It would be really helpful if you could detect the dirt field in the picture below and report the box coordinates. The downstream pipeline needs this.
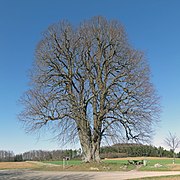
[0,162,38,169]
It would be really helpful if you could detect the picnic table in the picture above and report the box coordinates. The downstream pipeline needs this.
[128,159,143,165]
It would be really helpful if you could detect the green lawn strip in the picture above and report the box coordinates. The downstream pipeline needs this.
[145,159,180,166]
[42,159,135,171]
[103,158,180,171]
[103,159,128,164]
[43,159,127,166]
[43,160,81,165]
[139,159,180,171]
[132,175,180,180]
[103,160,135,170]
[42,158,180,171]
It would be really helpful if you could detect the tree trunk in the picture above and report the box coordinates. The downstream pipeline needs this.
[78,129,101,163]
[92,140,101,162]
[173,152,175,164]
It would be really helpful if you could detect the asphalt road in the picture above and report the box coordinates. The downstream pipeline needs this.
[1,170,180,180]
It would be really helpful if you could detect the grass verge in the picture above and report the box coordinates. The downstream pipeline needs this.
[1,157,180,172]
[39,160,135,171]
[132,175,180,180]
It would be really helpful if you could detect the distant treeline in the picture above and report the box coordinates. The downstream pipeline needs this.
[0,149,81,162]
[0,151,14,162]
[100,143,180,158]
[1,143,180,162]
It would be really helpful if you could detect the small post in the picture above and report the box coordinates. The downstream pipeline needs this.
[63,157,66,170]
[143,159,147,166]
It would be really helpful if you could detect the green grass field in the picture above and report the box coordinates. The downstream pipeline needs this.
[44,159,133,165]
[42,157,180,172]
[43,159,129,167]
[43,160,82,165]
[35,158,180,179]
[42,159,135,171]
[133,175,180,180]
[143,158,180,165]
[139,158,180,171]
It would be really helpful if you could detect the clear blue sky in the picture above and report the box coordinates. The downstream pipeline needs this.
[1,0,180,154]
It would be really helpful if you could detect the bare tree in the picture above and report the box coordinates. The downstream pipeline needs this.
[0,150,14,162]
[164,132,180,164]
[19,16,160,162]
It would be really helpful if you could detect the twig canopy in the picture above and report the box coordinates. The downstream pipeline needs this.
[19,16,160,162]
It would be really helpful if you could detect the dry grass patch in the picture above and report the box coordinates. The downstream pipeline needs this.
[0,162,39,169]
[167,164,180,171]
